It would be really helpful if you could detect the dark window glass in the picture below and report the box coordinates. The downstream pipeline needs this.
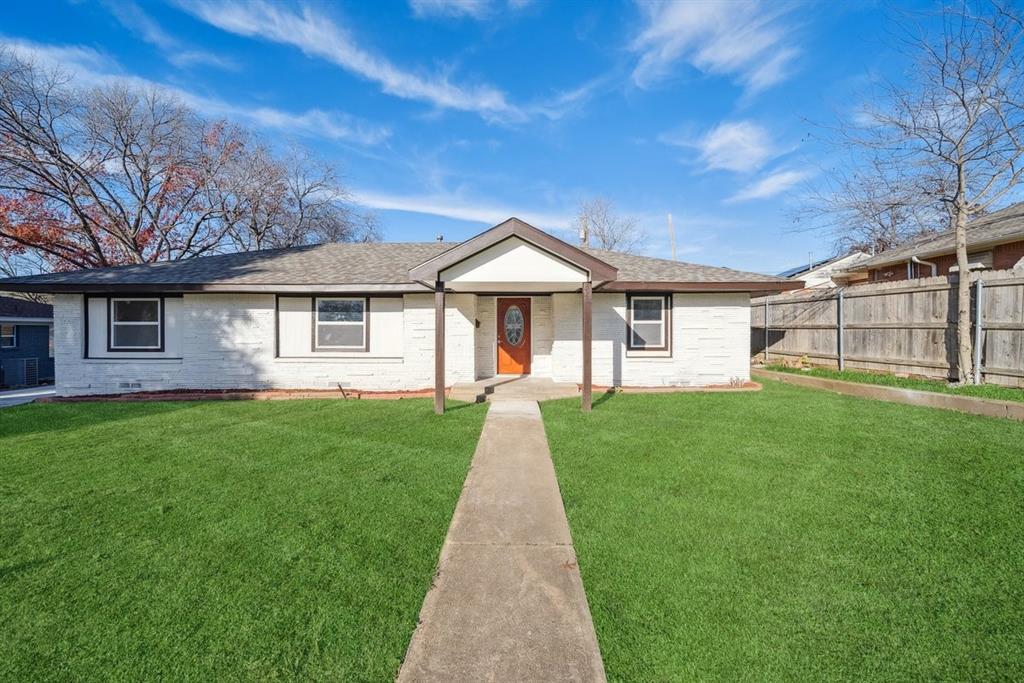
[112,324,160,348]
[114,299,159,322]
[632,298,663,321]
[318,299,364,322]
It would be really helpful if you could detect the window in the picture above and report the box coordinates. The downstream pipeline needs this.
[109,298,162,350]
[314,297,368,350]
[1,324,15,349]
[48,325,54,358]
[951,251,994,273]
[627,295,670,351]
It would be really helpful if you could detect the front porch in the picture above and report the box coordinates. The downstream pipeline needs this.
[448,376,581,404]
[409,219,617,414]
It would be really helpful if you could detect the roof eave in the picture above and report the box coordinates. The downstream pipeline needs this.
[0,282,432,294]
[597,280,804,293]
[857,232,1024,270]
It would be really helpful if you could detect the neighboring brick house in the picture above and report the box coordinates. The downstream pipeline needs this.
[0,218,800,410]
[844,203,1024,283]
[0,295,54,387]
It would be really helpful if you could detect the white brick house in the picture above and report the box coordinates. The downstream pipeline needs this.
[0,218,800,411]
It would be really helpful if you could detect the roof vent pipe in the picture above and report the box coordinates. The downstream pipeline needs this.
[911,255,937,277]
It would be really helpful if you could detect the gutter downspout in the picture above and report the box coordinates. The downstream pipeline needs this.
[911,255,938,278]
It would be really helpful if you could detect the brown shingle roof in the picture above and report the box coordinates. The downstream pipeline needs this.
[582,248,785,283]
[855,202,1024,270]
[0,237,795,293]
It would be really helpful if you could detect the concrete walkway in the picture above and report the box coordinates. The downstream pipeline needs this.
[398,400,606,682]
[0,386,55,409]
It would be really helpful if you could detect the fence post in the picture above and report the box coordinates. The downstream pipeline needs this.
[764,298,770,364]
[973,277,984,385]
[837,289,845,372]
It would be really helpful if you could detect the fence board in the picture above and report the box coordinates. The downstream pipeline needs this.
[752,270,1024,388]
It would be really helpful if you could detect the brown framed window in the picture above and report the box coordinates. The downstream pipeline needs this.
[314,297,368,351]
[1,324,16,349]
[627,294,671,351]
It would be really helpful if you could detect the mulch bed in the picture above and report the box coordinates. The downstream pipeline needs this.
[39,387,439,403]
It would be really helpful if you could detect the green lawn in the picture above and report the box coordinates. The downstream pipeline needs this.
[0,399,487,682]
[764,363,1024,403]
[542,381,1024,681]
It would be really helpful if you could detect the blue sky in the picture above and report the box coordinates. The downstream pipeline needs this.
[2,0,929,274]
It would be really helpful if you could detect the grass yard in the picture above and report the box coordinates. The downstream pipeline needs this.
[765,363,1024,403]
[0,399,487,682]
[542,381,1024,681]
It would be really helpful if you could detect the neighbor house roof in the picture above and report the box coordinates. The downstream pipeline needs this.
[0,219,799,294]
[0,295,53,321]
[777,256,837,279]
[853,202,1024,270]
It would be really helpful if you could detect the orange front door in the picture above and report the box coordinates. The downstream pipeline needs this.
[497,298,531,375]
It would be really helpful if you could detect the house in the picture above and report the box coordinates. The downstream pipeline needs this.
[0,218,800,411]
[844,203,1024,283]
[777,251,870,289]
[0,295,54,388]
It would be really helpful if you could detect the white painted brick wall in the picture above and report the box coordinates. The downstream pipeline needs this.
[474,296,495,379]
[53,291,749,395]
[551,292,751,386]
[54,293,476,396]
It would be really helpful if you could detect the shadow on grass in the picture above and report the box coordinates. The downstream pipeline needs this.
[0,556,57,581]
[0,401,198,440]
[592,389,620,409]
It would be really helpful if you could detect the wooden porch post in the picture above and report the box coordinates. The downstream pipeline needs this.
[582,280,592,412]
[434,280,445,414]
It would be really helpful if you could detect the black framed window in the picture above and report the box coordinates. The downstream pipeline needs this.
[627,294,671,351]
[109,298,162,350]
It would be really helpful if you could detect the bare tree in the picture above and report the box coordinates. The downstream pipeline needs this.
[797,156,945,255]
[218,142,377,251]
[573,197,646,253]
[0,49,377,273]
[819,2,1024,383]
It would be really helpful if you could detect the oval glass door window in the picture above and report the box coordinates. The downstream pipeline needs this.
[504,305,525,346]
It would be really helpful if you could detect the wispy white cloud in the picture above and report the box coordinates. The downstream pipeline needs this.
[177,0,523,122]
[661,120,778,174]
[102,0,236,70]
[630,0,799,95]
[410,0,490,20]
[354,188,573,229]
[1,37,390,145]
[726,169,810,202]
[409,0,535,21]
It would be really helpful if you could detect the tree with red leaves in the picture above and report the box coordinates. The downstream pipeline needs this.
[0,49,378,273]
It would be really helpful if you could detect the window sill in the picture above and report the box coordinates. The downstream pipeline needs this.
[625,350,672,359]
[275,356,403,363]
[83,357,183,364]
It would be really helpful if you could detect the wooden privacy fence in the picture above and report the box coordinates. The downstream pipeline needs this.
[751,269,1024,387]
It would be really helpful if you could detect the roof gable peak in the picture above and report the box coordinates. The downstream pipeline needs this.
[408,217,618,282]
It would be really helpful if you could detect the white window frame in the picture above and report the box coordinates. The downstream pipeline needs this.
[109,297,162,351]
[0,324,16,349]
[627,295,670,351]
[314,297,368,351]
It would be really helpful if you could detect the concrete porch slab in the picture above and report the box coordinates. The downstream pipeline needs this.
[448,376,580,403]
